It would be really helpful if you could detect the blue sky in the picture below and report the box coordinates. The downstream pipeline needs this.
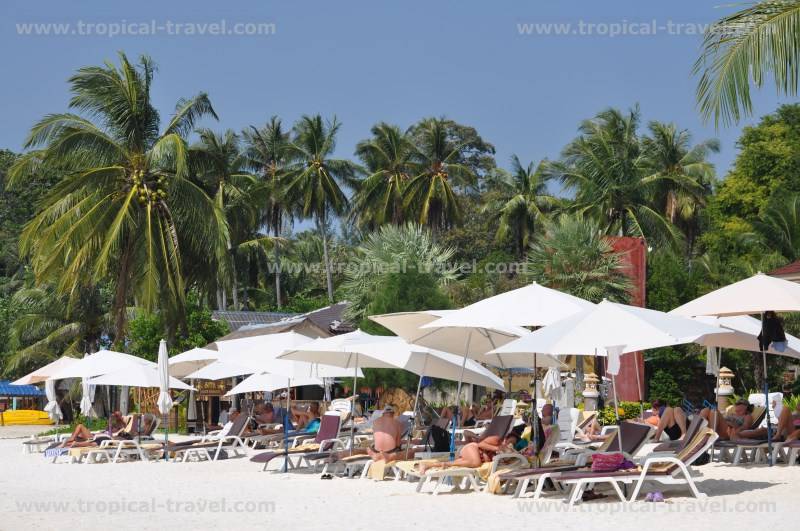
[0,1,792,178]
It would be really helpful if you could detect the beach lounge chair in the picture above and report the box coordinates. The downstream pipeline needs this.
[650,414,707,453]
[250,413,344,471]
[556,427,718,506]
[404,415,518,494]
[711,404,767,463]
[168,413,251,462]
[501,421,654,499]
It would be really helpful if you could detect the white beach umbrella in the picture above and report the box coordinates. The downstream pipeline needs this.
[226,373,323,395]
[490,301,731,423]
[491,301,729,372]
[11,356,79,385]
[370,309,531,358]
[216,331,314,370]
[671,272,800,462]
[692,315,800,359]
[88,363,194,390]
[157,340,174,416]
[671,272,800,318]
[411,283,592,457]
[184,360,254,381]
[50,349,155,380]
[168,347,219,378]
[43,379,62,422]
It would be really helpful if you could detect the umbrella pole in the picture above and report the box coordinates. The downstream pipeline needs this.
[634,352,644,419]
[761,312,773,466]
[283,378,291,473]
[350,354,359,456]
[407,355,428,460]
[711,350,722,461]
[450,331,472,461]
[532,353,539,467]
[611,373,623,451]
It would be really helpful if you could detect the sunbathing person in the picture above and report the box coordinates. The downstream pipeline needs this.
[291,402,321,433]
[419,431,519,472]
[649,399,687,441]
[477,399,494,420]
[367,405,410,462]
[58,412,137,448]
[462,405,479,427]
[736,400,800,441]
[699,399,754,440]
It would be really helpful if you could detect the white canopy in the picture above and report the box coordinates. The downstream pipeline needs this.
[369,310,531,358]
[490,301,730,374]
[693,315,800,359]
[11,356,79,385]
[89,363,194,390]
[424,282,595,329]
[168,347,219,378]
[671,272,800,317]
[226,373,323,396]
[184,360,258,380]
[278,330,506,389]
[50,349,155,380]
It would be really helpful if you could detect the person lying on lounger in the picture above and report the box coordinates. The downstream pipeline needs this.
[367,405,410,462]
[648,399,688,441]
[736,400,800,441]
[58,412,145,448]
[418,432,520,472]
[462,405,479,427]
[291,402,321,433]
[699,399,753,440]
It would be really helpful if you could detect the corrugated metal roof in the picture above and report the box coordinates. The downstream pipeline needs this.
[211,311,298,331]
[0,380,45,397]
[771,260,800,277]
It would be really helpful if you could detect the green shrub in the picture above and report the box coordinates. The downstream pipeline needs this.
[648,369,683,405]
[597,401,650,425]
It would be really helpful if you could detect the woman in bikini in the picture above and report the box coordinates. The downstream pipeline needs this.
[699,399,754,440]
[57,412,134,448]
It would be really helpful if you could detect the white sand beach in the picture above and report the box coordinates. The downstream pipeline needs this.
[0,433,795,531]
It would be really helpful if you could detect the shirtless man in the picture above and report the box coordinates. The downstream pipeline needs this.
[367,405,409,461]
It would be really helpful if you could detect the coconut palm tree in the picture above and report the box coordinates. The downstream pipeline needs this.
[191,129,256,310]
[404,118,476,230]
[242,117,294,308]
[527,214,632,303]
[6,53,228,338]
[352,123,414,229]
[550,107,682,248]
[482,156,560,258]
[3,285,112,376]
[695,0,800,126]
[284,115,360,301]
[641,121,719,254]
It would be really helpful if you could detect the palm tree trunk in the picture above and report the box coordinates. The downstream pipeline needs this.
[317,216,334,302]
[230,251,239,311]
[113,239,133,342]
[273,221,282,309]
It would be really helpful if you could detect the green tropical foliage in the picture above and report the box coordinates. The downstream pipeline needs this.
[527,215,632,303]
[695,0,800,125]
[6,53,228,339]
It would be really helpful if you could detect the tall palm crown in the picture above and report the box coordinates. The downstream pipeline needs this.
[191,129,255,309]
[552,107,680,248]
[353,122,414,229]
[6,53,227,338]
[484,155,559,258]
[242,117,294,307]
[641,122,719,253]
[285,115,360,300]
[695,0,800,126]
[404,118,476,230]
